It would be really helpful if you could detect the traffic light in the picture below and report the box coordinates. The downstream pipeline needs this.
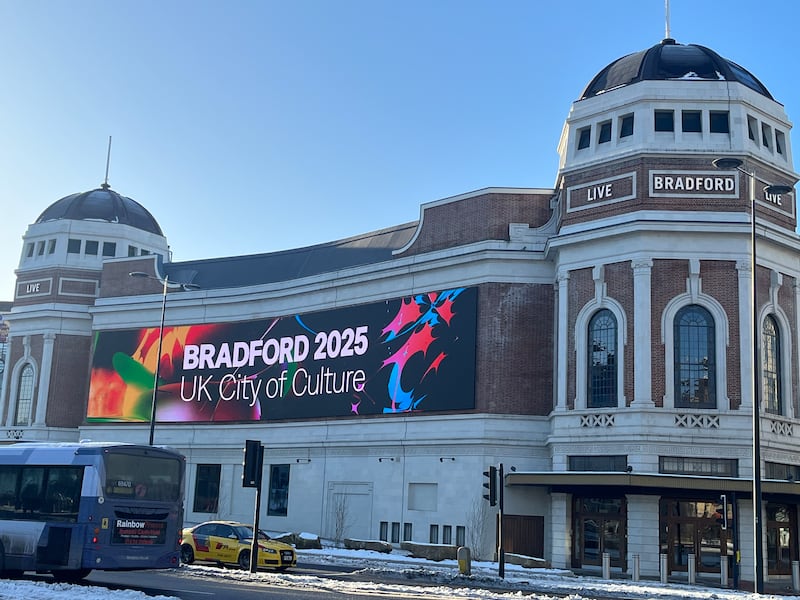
[717,494,728,530]
[243,439,263,488]
[483,465,497,506]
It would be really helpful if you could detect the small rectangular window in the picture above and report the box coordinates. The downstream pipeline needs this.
[193,464,221,513]
[598,121,611,144]
[659,456,738,477]
[429,524,439,543]
[456,526,466,547]
[36,241,45,256]
[25,243,34,258]
[654,110,674,132]
[765,462,800,481]
[569,455,628,471]
[709,111,729,133]
[102,242,116,257]
[267,464,290,516]
[776,130,786,155]
[128,246,138,257]
[747,115,758,141]
[67,239,81,254]
[141,249,151,256]
[619,114,634,138]
[442,525,452,545]
[379,521,389,542]
[84,240,99,255]
[403,522,412,541]
[391,522,400,544]
[47,239,56,254]
[762,123,772,149]
[577,127,591,150]
[681,110,702,132]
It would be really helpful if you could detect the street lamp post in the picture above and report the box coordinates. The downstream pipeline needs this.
[712,157,792,593]
[129,271,199,446]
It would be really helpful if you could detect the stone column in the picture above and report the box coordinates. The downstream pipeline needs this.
[33,332,55,426]
[632,259,654,406]
[550,492,571,569]
[736,259,754,409]
[556,269,570,411]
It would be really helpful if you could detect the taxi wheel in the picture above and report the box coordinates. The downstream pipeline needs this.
[238,550,251,570]
[180,544,195,564]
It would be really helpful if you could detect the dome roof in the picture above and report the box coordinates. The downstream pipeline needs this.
[35,183,163,236]
[580,38,773,101]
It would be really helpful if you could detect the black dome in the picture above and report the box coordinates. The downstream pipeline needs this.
[580,38,773,101]
[35,184,163,236]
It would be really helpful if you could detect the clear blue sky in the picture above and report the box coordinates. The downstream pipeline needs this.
[1,0,797,301]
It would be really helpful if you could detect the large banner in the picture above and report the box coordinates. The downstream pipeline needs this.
[88,287,477,422]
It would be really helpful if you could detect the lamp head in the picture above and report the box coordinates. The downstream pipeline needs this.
[764,184,793,196]
[712,157,744,171]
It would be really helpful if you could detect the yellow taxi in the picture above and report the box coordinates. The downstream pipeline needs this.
[181,520,296,570]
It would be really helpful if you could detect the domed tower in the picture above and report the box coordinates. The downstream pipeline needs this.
[2,183,168,440]
[544,38,799,583]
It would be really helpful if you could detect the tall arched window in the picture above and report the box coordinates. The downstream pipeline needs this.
[674,305,716,409]
[763,315,782,415]
[14,364,35,426]
[588,309,617,408]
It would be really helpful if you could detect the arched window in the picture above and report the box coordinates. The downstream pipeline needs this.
[588,309,617,408]
[763,315,782,415]
[14,364,35,426]
[674,305,716,409]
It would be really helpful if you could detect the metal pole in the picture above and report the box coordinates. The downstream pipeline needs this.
[498,462,504,579]
[749,171,764,594]
[250,444,264,573]
[149,275,169,446]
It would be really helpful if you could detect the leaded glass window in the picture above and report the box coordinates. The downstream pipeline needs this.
[763,315,782,415]
[588,309,617,408]
[14,365,35,426]
[674,305,715,408]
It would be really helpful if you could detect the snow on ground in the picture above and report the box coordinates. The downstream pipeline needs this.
[2,547,800,599]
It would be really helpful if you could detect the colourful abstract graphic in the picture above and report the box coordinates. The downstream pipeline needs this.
[88,287,477,423]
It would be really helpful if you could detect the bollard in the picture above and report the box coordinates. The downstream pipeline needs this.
[660,553,668,584]
[792,560,800,592]
[457,546,471,576]
[602,552,611,579]
[687,553,696,584]
[721,555,729,588]
[632,554,640,581]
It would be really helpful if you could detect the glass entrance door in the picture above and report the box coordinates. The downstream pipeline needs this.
[573,497,626,569]
[766,503,795,575]
[661,499,732,575]
[581,518,622,565]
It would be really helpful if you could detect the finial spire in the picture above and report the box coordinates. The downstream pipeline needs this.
[664,0,671,40]
[102,135,112,189]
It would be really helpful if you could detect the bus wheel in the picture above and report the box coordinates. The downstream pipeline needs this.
[52,569,91,582]
[180,544,195,564]
[238,550,251,570]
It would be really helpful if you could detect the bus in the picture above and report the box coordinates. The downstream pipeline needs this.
[0,441,185,581]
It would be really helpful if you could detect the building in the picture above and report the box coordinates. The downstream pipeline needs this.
[2,37,798,587]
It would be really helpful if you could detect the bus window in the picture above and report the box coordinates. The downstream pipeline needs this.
[20,467,45,514]
[104,452,182,502]
[0,466,16,516]
[44,467,83,520]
